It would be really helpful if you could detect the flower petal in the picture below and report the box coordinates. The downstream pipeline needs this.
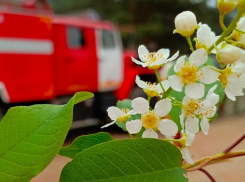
[232,60,245,74]
[185,115,199,134]
[180,111,185,128]
[155,48,170,59]
[198,66,219,84]
[107,106,123,120]
[167,51,179,62]
[138,45,149,62]
[131,57,147,67]
[101,121,116,129]
[189,48,208,67]
[142,129,158,139]
[206,93,219,105]
[154,99,172,117]
[181,148,194,164]
[207,84,217,97]
[182,96,191,105]
[200,116,209,135]
[135,75,148,89]
[185,83,204,99]
[158,119,178,136]
[155,80,170,93]
[168,75,184,92]
[131,97,149,114]
[186,132,195,146]
[196,99,212,114]
[174,55,186,72]
[126,120,143,134]
[225,88,236,101]
[150,57,168,67]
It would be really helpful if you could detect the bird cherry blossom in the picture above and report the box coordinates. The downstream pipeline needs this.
[195,23,217,51]
[101,107,136,128]
[135,75,169,98]
[126,97,178,138]
[180,131,195,164]
[131,45,179,69]
[219,60,245,101]
[168,48,219,99]
[174,11,198,37]
[233,16,245,41]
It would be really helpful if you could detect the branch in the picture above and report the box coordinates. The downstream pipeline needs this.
[182,149,245,171]
[223,133,245,153]
[198,168,216,182]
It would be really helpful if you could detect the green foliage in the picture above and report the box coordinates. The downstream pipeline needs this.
[0,92,93,182]
[167,57,225,130]
[60,139,187,182]
[59,132,114,159]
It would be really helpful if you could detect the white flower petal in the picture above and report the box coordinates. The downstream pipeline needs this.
[180,111,185,128]
[131,97,149,114]
[196,99,212,114]
[225,88,236,101]
[138,45,149,62]
[126,120,142,134]
[206,94,219,105]
[182,96,192,105]
[154,99,172,117]
[189,48,208,67]
[167,51,179,62]
[150,58,168,67]
[127,110,137,115]
[181,148,194,164]
[200,116,209,135]
[142,129,158,139]
[232,60,245,74]
[168,75,184,92]
[185,115,199,134]
[158,119,178,136]
[186,132,195,146]
[155,80,170,94]
[101,120,116,129]
[174,55,186,72]
[155,48,170,59]
[131,57,147,67]
[207,85,217,97]
[198,66,219,84]
[107,106,123,120]
[185,83,204,99]
[135,75,148,89]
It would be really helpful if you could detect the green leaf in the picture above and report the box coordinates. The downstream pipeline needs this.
[60,139,187,182]
[59,132,114,159]
[167,57,225,130]
[117,99,133,110]
[0,92,93,182]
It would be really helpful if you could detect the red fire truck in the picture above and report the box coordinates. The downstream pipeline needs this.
[0,0,154,128]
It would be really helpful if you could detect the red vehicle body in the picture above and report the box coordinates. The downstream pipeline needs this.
[0,0,154,128]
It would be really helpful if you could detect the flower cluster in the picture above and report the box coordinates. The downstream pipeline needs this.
[102,3,245,165]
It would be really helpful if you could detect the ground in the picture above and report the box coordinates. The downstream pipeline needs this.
[31,114,245,182]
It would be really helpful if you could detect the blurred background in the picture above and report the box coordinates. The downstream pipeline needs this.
[0,0,244,181]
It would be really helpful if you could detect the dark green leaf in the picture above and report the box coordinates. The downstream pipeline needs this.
[60,139,187,182]
[59,132,114,159]
[0,92,93,182]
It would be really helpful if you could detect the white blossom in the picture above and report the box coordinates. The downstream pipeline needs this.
[101,107,136,128]
[126,97,178,138]
[180,131,195,164]
[131,45,179,69]
[168,48,219,99]
[174,11,198,37]
[135,75,170,98]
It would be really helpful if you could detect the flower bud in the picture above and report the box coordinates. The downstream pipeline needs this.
[238,0,245,11]
[216,43,243,66]
[174,11,198,37]
[217,0,238,14]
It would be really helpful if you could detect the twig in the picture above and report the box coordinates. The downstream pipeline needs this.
[223,133,245,153]
[198,168,216,182]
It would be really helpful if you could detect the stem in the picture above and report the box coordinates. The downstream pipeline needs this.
[207,10,244,54]
[162,87,172,99]
[128,133,134,139]
[186,36,194,52]
[198,168,216,182]
[147,96,151,103]
[154,69,165,93]
[223,133,245,153]
[235,28,245,34]
[182,149,245,171]
[204,63,223,73]
[168,96,182,104]
[219,12,226,30]
[162,138,180,142]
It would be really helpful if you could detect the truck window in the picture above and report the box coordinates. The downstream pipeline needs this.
[101,30,115,49]
[67,27,85,48]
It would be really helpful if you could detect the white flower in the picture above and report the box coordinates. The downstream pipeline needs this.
[131,45,179,69]
[216,43,245,66]
[180,131,195,164]
[168,48,220,99]
[200,85,219,135]
[174,11,198,37]
[101,107,135,128]
[126,97,178,138]
[233,17,245,41]
[135,75,170,98]
[195,24,216,51]
[219,60,245,101]
[180,96,212,134]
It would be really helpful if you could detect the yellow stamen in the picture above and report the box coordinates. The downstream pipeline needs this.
[177,62,199,85]
[141,111,160,129]
[183,99,200,117]
[143,82,159,97]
